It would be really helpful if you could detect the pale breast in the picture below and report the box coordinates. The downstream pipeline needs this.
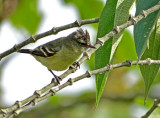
[33,46,82,71]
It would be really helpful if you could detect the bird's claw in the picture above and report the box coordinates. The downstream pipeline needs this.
[69,61,80,70]
[51,76,61,85]
[49,69,61,85]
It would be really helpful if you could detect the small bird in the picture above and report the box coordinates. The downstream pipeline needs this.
[18,28,95,84]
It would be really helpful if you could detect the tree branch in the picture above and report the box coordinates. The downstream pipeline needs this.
[0,1,160,118]
[6,59,160,118]
[141,98,160,118]
[0,17,99,61]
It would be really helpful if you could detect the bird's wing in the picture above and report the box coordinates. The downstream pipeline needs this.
[32,45,60,57]
[17,37,65,57]
[31,37,64,57]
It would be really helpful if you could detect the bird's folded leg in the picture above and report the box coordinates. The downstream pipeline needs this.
[49,70,61,84]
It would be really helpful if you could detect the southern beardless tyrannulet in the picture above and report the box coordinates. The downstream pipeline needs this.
[18,28,95,84]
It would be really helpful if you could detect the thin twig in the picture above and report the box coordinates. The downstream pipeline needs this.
[1,2,160,118]
[7,59,160,118]
[0,17,99,61]
[141,98,160,118]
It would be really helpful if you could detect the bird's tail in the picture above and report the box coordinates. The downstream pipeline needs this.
[17,49,32,54]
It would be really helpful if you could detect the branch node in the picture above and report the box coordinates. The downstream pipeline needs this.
[14,110,19,116]
[15,101,22,108]
[83,52,90,60]
[113,26,120,34]
[125,60,132,67]
[51,78,59,85]
[13,44,18,51]
[128,14,134,21]
[49,89,56,96]
[154,98,160,107]
[86,71,92,78]
[0,109,7,117]
[106,64,111,71]
[69,66,76,73]
[97,38,105,46]
[52,27,58,34]
[130,17,137,25]
[68,78,74,85]
[146,58,151,65]
[141,10,147,18]
[34,90,41,97]
[75,19,82,26]
[31,98,37,106]
[69,62,80,71]
[154,99,158,105]
[31,35,36,42]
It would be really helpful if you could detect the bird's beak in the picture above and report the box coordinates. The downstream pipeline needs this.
[87,44,96,48]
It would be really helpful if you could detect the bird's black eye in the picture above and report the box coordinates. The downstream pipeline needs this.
[82,36,87,41]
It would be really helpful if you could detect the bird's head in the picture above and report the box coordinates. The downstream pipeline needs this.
[71,28,95,49]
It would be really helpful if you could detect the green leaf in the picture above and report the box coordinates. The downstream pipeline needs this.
[135,96,153,108]
[95,0,118,107]
[63,0,103,19]
[95,0,134,107]
[140,18,160,100]
[134,0,160,60]
[111,0,135,60]
[10,0,41,34]
[86,53,95,70]
[62,0,103,28]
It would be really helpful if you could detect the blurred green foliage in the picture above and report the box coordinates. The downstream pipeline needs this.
[16,92,134,118]
[0,0,42,107]
[62,0,103,28]
[10,0,41,34]
[114,30,137,62]
[63,0,103,19]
